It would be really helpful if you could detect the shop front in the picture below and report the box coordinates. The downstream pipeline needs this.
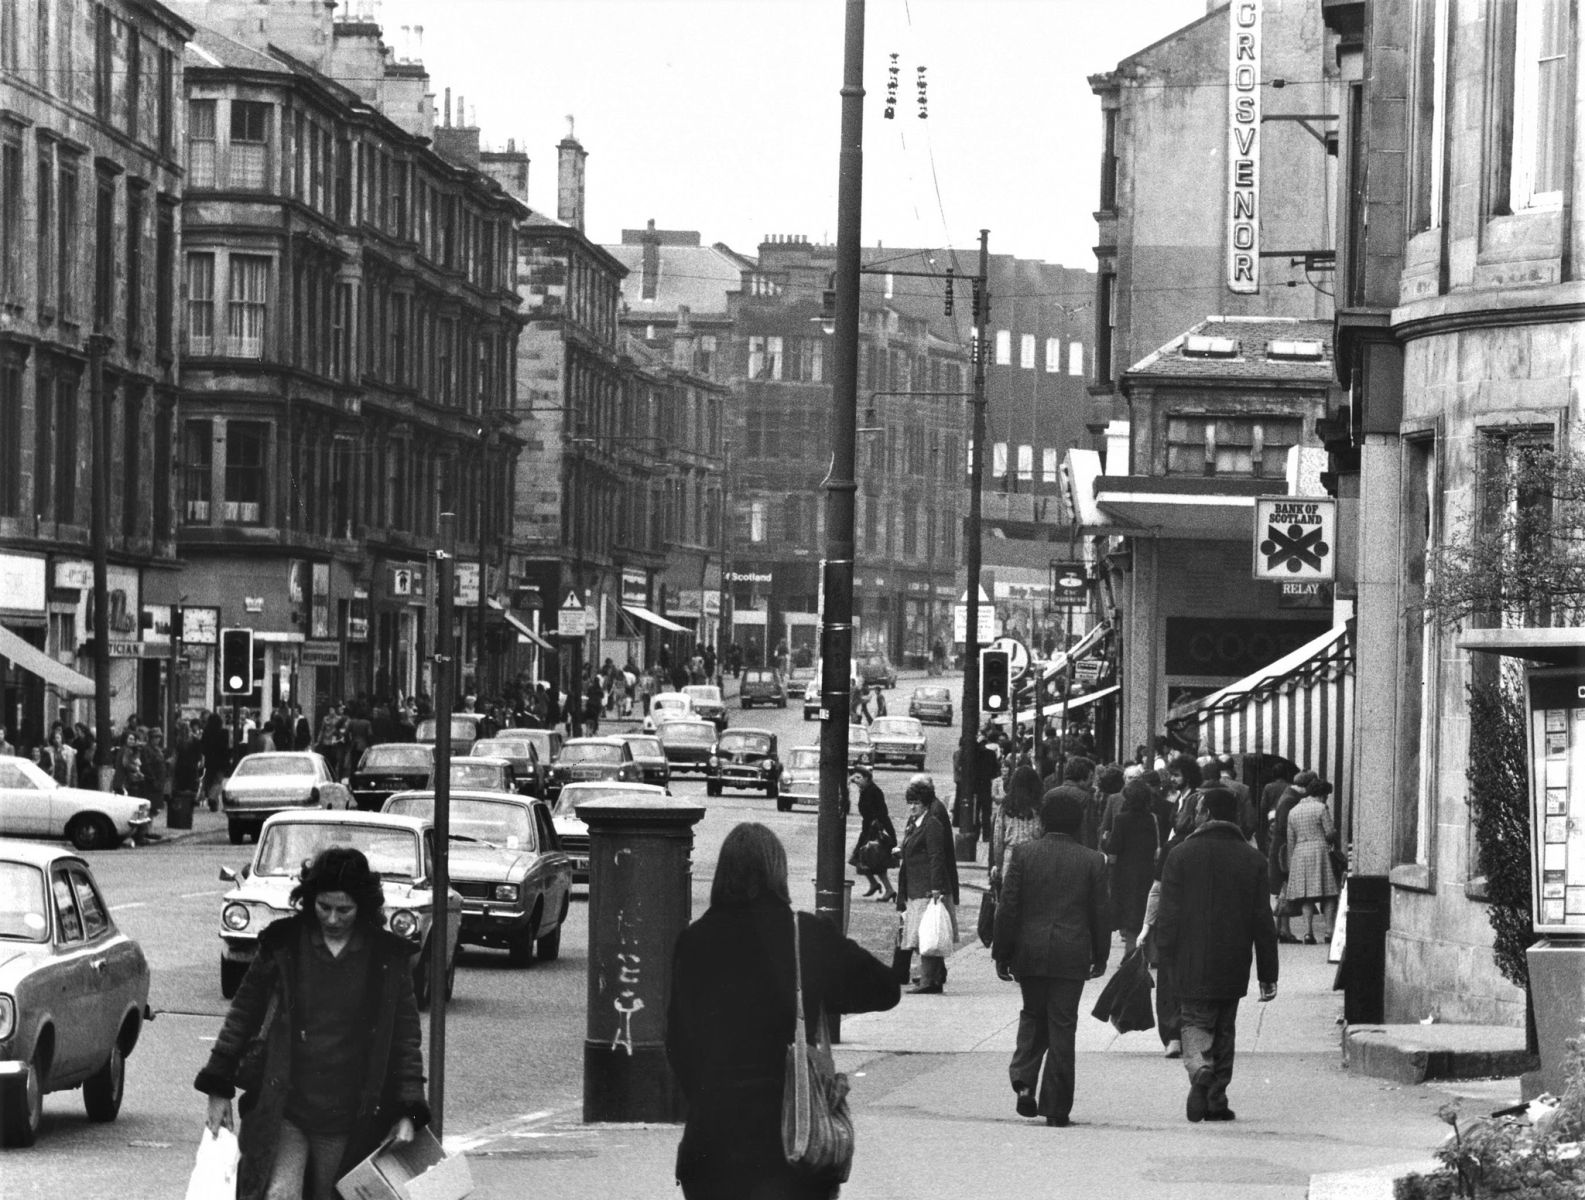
[1,553,91,746]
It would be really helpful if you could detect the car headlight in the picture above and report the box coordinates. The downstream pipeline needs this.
[707,756,719,768]
[493,884,519,903]
[222,903,251,931]
[0,994,15,1040]
[389,910,420,940]
[759,761,773,772]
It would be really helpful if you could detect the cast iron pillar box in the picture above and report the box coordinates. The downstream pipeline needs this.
[576,796,705,1123]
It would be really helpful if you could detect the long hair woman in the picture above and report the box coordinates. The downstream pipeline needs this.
[667,823,899,1200]
[195,847,428,1200]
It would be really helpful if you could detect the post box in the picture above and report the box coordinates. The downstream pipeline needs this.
[575,796,705,1123]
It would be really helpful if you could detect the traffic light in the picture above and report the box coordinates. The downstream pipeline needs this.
[219,628,255,696]
[980,648,1010,714]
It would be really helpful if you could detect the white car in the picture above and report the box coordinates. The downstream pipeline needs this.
[781,746,822,808]
[868,717,929,770]
[551,782,668,883]
[682,685,728,731]
[216,810,461,1006]
[0,757,151,851]
[642,692,694,732]
[221,751,352,845]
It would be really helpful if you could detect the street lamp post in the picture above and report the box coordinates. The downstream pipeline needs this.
[956,232,992,855]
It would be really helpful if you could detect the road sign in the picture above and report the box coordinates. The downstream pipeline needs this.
[953,603,996,647]
[559,589,587,637]
[989,635,1031,681]
[1253,497,1336,581]
[1048,562,1089,607]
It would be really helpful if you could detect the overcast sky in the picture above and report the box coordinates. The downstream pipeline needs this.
[375,0,1207,268]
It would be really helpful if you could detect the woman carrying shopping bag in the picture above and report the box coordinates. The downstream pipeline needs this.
[847,766,897,902]
[895,776,958,994]
[194,847,429,1200]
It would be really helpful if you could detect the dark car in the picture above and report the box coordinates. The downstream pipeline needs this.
[350,743,436,812]
[616,733,672,790]
[855,650,897,689]
[739,668,787,710]
[908,684,954,726]
[705,728,784,806]
[471,737,545,797]
[548,737,642,796]
[657,719,718,775]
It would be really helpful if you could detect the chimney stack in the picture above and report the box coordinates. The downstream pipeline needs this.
[641,218,660,300]
[557,116,587,233]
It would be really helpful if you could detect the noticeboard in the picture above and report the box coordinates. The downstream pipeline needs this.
[1524,669,1585,933]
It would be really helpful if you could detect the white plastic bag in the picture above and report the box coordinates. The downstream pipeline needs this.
[184,1127,240,1200]
[917,898,953,958]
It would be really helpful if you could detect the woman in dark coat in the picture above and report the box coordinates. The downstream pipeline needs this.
[667,823,899,1200]
[896,776,957,994]
[847,766,897,901]
[196,848,429,1200]
[1107,778,1160,955]
[201,711,231,812]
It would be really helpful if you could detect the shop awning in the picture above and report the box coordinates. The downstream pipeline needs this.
[1040,621,1111,680]
[487,599,553,651]
[622,604,689,634]
[0,624,98,697]
[1166,622,1354,813]
[996,684,1121,727]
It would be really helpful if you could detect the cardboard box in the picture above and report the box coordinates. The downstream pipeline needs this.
[336,1127,473,1200]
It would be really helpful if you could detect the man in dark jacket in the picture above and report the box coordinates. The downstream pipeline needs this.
[992,790,1110,1127]
[1155,787,1279,1124]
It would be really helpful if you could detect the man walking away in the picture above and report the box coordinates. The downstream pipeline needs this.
[992,791,1110,1127]
[1155,787,1278,1124]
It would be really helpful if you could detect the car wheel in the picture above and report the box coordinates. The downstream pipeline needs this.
[706,780,722,797]
[220,957,247,999]
[67,814,116,852]
[776,795,792,813]
[537,917,562,962]
[508,905,541,967]
[82,1040,125,1123]
[0,1045,43,1147]
[778,698,787,708]
[766,780,780,801]
[227,821,246,846]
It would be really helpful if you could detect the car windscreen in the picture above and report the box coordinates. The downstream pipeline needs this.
[870,719,918,736]
[848,726,872,744]
[360,745,432,771]
[624,737,663,758]
[661,725,716,745]
[254,823,421,881]
[386,796,533,849]
[787,749,820,770]
[560,743,621,765]
[448,762,510,789]
[418,718,478,741]
[233,755,316,778]
[554,786,657,817]
[0,861,49,942]
[915,688,949,701]
[684,688,721,703]
[473,740,531,760]
[718,732,772,754]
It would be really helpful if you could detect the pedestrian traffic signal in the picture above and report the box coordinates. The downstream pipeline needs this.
[980,648,1010,714]
[219,628,255,696]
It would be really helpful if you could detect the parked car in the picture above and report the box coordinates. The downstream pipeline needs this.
[433,757,518,794]
[0,757,151,851]
[856,650,898,689]
[705,728,784,805]
[683,685,729,731]
[785,665,817,700]
[0,841,151,1146]
[221,751,352,846]
[847,724,874,769]
[908,684,954,726]
[470,737,545,797]
[548,737,642,796]
[416,712,486,756]
[657,719,718,775]
[780,746,822,809]
[642,692,693,732]
[383,790,572,966]
[349,743,435,812]
[550,781,668,883]
[615,733,672,790]
[216,810,461,1006]
[740,668,788,710]
[867,716,929,770]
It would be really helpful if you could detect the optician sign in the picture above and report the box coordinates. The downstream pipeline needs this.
[1227,0,1261,294]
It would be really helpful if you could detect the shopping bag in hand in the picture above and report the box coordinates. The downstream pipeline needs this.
[184,1127,240,1200]
[976,889,997,948]
[917,898,954,958]
[1089,947,1155,1034]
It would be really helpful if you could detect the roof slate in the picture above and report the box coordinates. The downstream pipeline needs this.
[1124,316,1335,383]
[605,243,746,317]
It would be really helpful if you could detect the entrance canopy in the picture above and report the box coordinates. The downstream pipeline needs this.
[622,604,688,634]
[487,599,552,651]
[0,624,98,697]
[995,683,1121,728]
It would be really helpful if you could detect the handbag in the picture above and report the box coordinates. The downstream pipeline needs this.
[1328,846,1348,881]
[234,985,279,1095]
[976,888,997,948]
[781,913,856,1184]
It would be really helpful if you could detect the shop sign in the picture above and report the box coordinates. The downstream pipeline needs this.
[141,604,174,645]
[1278,581,1332,609]
[183,607,219,645]
[244,596,265,613]
[454,563,480,606]
[53,560,93,591]
[0,554,47,613]
[1253,496,1336,581]
[1049,562,1089,608]
[300,641,341,667]
[311,563,331,638]
[347,589,370,642]
[288,560,307,604]
[1227,0,1261,293]
[107,640,145,658]
[389,564,427,600]
[672,589,701,617]
[727,570,773,584]
[704,590,720,617]
[621,569,647,605]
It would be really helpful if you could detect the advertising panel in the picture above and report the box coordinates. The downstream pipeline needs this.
[1525,669,1585,932]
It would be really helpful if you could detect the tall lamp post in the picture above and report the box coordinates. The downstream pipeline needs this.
[955,232,992,855]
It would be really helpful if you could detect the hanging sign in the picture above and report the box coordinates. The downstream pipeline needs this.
[1227,0,1261,293]
[1253,497,1336,581]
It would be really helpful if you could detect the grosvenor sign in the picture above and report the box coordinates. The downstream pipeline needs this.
[1227,0,1261,294]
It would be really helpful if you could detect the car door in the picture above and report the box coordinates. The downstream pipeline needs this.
[0,759,51,836]
[67,864,134,1060]
[531,804,570,925]
[46,868,104,1081]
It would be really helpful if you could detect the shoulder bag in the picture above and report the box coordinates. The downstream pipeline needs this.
[781,913,856,1184]
[234,983,280,1094]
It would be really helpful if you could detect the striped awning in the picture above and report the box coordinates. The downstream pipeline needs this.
[1166,622,1354,812]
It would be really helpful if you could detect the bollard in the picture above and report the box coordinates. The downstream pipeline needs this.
[576,796,705,1124]
[166,788,195,831]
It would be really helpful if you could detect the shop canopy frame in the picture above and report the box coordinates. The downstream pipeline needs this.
[0,624,100,697]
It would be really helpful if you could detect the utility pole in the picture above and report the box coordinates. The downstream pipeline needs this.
[816,0,865,963]
[428,512,456,1135]
[956,231,991,856]
[89,334,113,782]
